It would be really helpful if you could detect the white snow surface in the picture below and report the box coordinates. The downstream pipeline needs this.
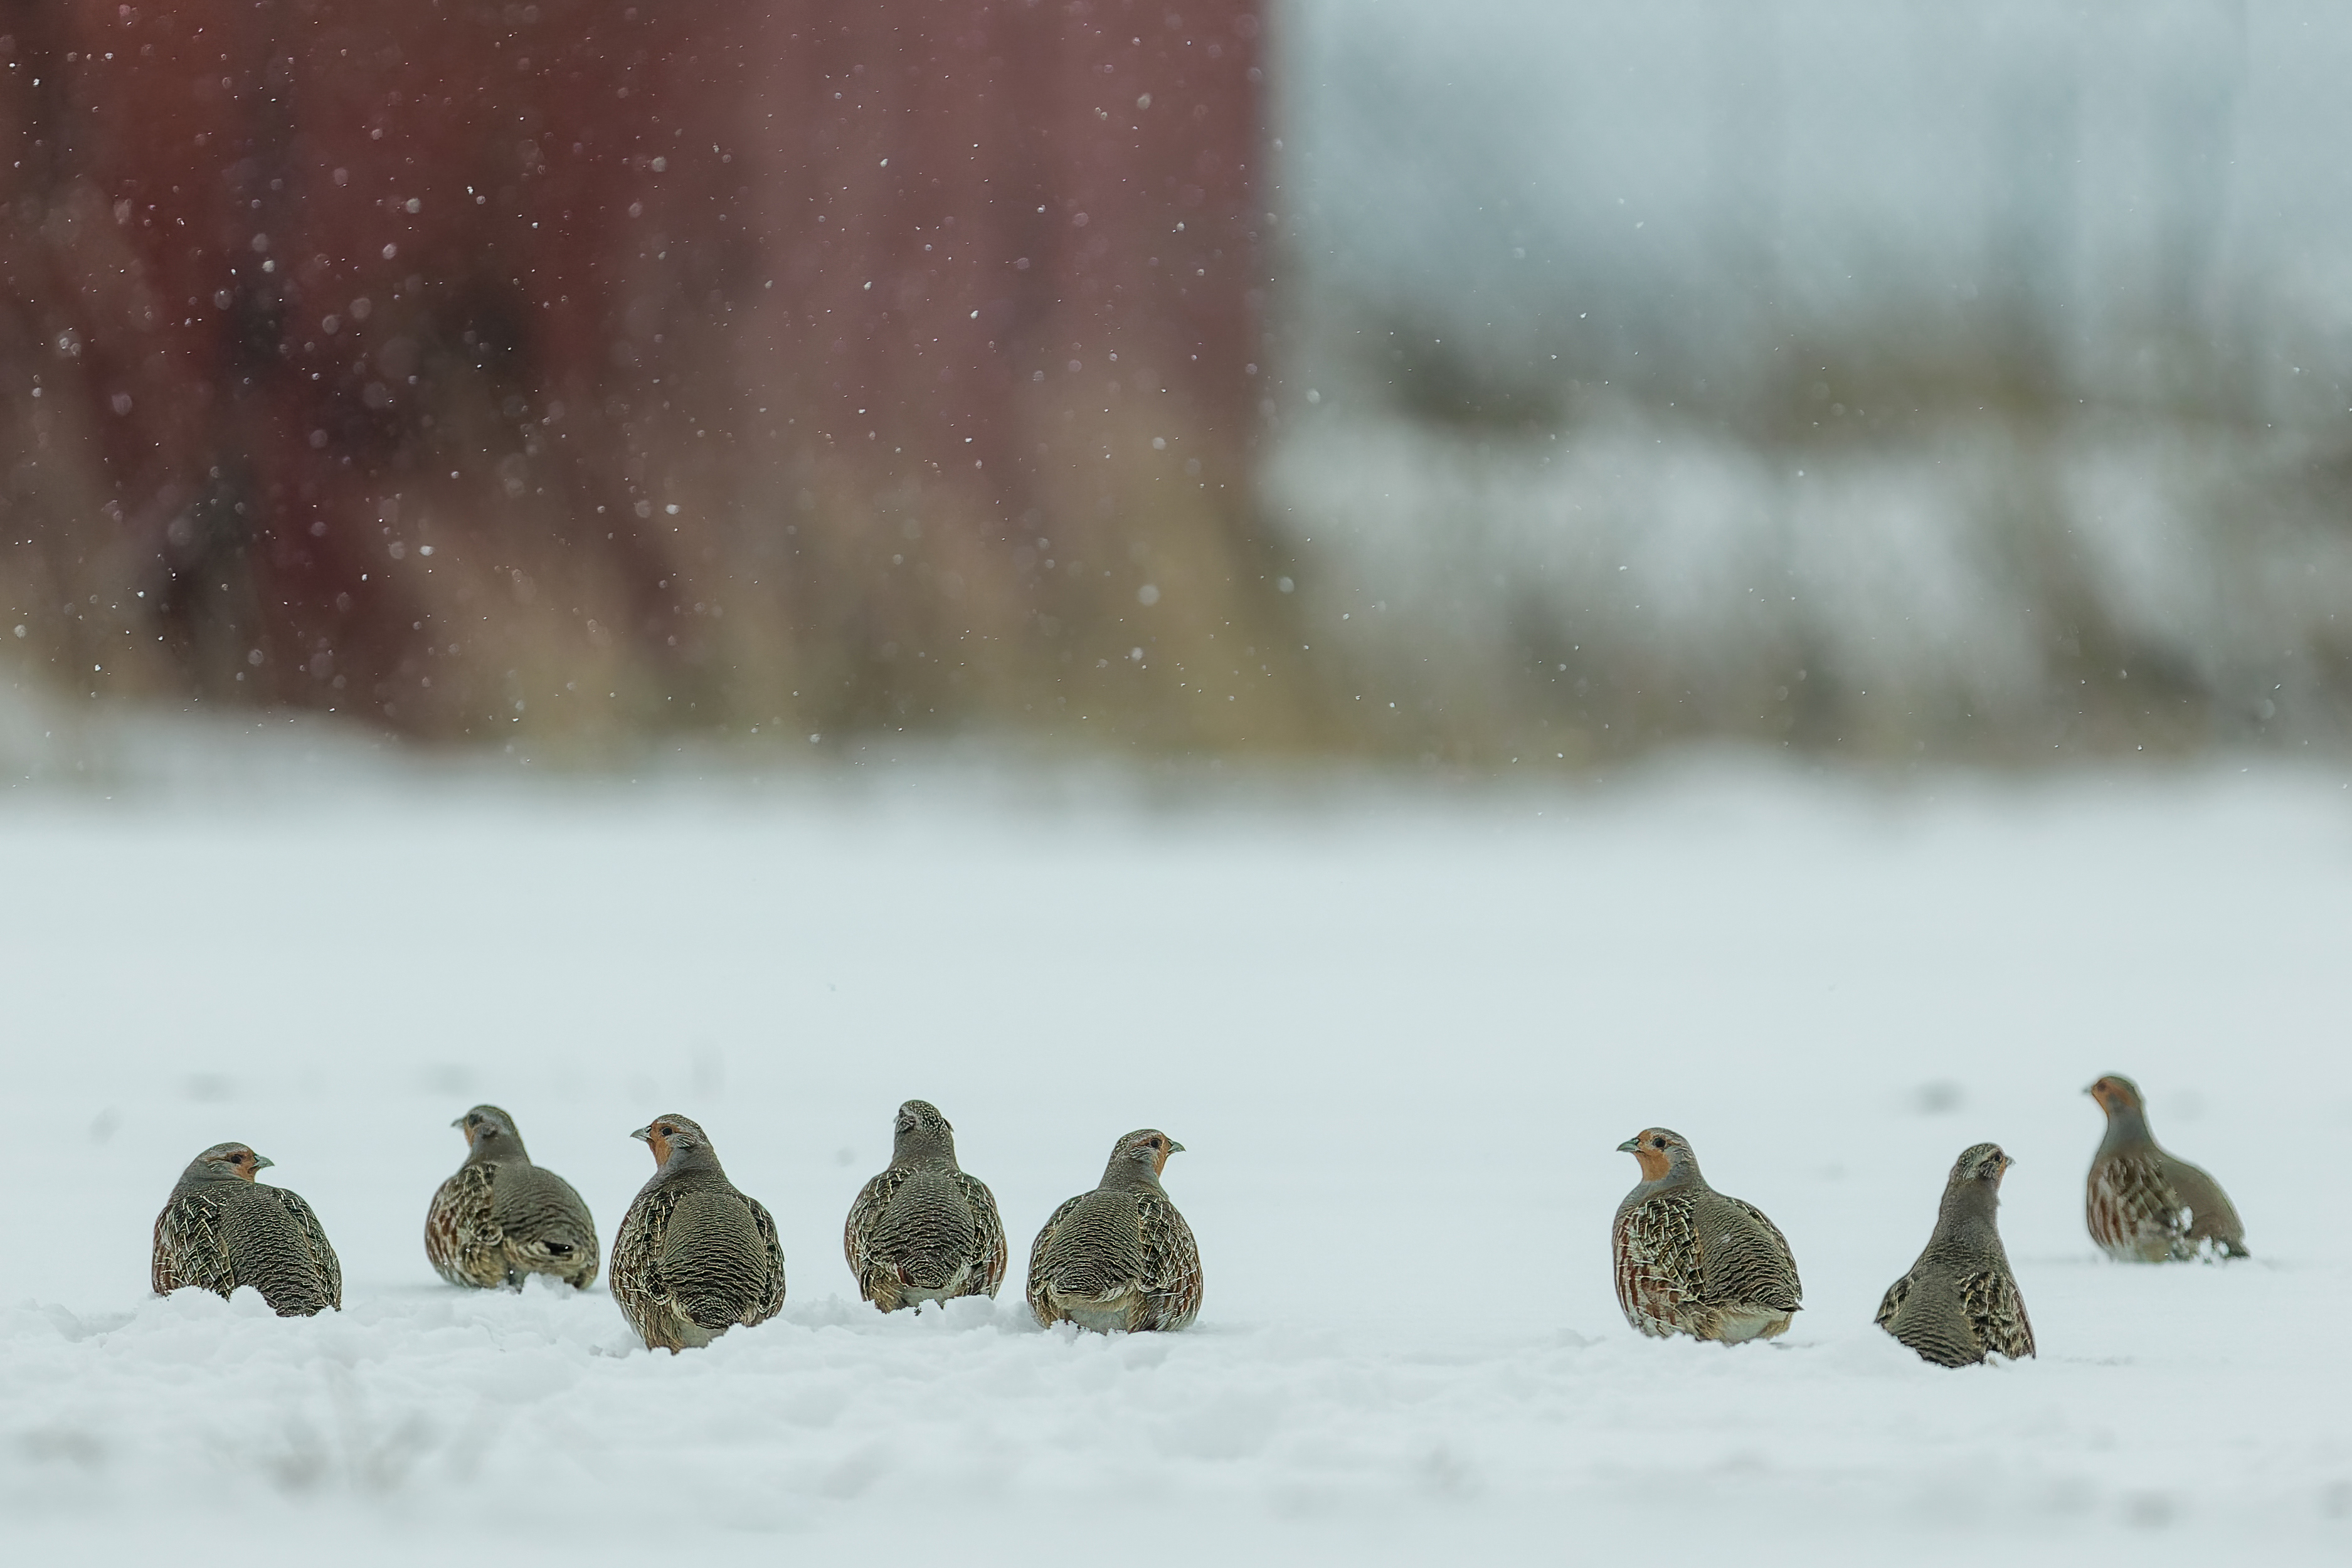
[3,758,2348,1563]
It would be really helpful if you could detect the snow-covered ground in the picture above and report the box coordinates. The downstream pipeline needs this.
[3,756,2348,1562]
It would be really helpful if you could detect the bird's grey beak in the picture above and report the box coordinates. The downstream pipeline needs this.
[251,1154,275,1170]
[1168,1140,1186,1154]
[451,1115,467,1130]
[1616,1136,1640,1153]
[631,1126,652,1143]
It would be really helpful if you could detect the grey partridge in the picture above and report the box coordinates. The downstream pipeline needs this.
[152,1142,342,1316]
[2085,1074,2247,1261]
[609,1114,785,1351]
[425,1104,600,1291]
[1613,1127,1801,1343]
[1877,1142,2036,1366]
[844,1099,1007,1312]
[1027,1130,1201,1333]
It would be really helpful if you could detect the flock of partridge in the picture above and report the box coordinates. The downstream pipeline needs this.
[150,1074,2237,1364]
[1613,1074,2247,1366]
[151,1099,1201,1348]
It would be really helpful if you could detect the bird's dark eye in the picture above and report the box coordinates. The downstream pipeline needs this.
[1651,1137,1665,1149]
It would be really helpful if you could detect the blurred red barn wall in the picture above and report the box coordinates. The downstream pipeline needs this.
[0,0,1306,749]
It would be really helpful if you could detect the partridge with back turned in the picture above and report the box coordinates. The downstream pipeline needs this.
[1877,1142,2036,1366]
[1027,1130,1201,1333]
[844,1099,1007,1312]
[152,1142,342,1316]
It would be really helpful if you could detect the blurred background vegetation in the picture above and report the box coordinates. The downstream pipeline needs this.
[1273,0,2352,766]
[5,0,2348,775]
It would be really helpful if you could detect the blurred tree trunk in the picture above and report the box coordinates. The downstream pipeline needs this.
[0,0,1301,751]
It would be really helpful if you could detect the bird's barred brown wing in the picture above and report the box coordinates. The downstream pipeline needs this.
[1025,1195,1089,1327]
[843,1167,911,1305]
[955,1171,1009,1299]
[492,1164,600,1288]
[868,1168,982,1295]
[1892,1296,1982,1366]
[659,1189,773,1336]
[610,1185,681,1347]
[153,1192,232,1299]
[1613,1192,1702,1337]
[1135,1191,1202,1331]
[1873,1271,1910,1333]
[271,1188,344,1313]
[1036,1190,1146,1319]
[1700,1195,1802,1312]
[1876,1264,1985,1367]
[425,1164,506,1288]
[206,1185,338,1316]
[2088,1150,2183,1260]
[742,1193,788,1327]
[1961,1267,2035,1360]
[2157,1153,2248,1257]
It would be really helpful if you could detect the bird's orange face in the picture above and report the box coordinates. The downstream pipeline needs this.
[220,1148,263,1181]
[1118,1130,1184,1174]
[636,1116,702,1165]
[1622,1129,1681,1182]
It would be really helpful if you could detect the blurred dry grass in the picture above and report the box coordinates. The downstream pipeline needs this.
[1268,289,2352,765]
[1257,0,2352,768]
